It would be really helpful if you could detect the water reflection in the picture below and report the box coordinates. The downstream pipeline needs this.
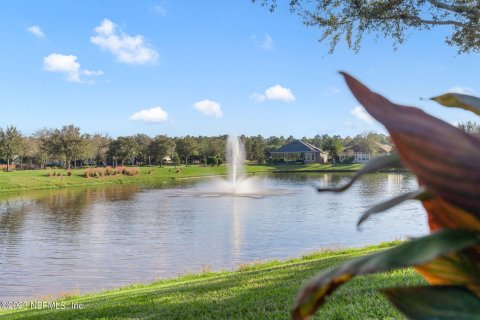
[0,172,428,300]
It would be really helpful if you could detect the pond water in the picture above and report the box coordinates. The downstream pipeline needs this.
[0,172,428,300]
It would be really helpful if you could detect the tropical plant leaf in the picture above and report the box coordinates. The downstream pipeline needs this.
[431,93,480,117]
[292,229,480,320]
[357,187,429,227]
[415,249,480,295]
[383,286,480,320]
[340,72,480,218]
[317,153,403,193]
[422,196,480,231]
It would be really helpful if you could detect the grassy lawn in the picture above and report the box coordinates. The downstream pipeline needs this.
[0,242,424,320]
[0,163,363,193]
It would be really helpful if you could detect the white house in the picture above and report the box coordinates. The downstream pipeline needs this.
[338,142,392,164]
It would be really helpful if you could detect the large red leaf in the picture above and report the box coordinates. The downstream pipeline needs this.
[341,72,480,218]
[423,196,480,231]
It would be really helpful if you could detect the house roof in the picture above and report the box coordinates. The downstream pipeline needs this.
[343,142,392,154]
[271,140,324,153]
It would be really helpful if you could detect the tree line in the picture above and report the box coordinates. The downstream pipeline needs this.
[0,122,476,171]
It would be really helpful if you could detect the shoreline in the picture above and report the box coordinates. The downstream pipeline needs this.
[0,164,410,195]
[0,164,360,194]
[0,241,423,319]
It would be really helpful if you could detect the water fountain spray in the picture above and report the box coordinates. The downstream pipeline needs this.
[226,134,245,187]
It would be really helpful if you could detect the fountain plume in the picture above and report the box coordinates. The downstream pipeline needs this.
[227,134,245,187]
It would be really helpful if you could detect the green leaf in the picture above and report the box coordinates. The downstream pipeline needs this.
[431,93,480,117]
[383,286,480,320]
[317,153,403,193]
[292,229,480,320]
[357,187,430,227]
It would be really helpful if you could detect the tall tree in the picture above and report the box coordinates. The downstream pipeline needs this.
[0,126,23,172]
[352,132,386,157]
[108,136,139,166]
[255,0,480,53]
[244,135,267,163]
[134,134,152,165]
[322,135,344,163]
[175,136,198,165]
[50,125,84,169]
[91,134,111,166]
[148,135,176,166]
[33,128,53,169]
[207,137,226,159]
[18,136,37,169]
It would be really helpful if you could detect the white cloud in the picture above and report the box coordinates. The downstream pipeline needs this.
[350,105,374,124]
[251,34,274,50]
[27,25,45,39]
[251,84,296,103]
[43,53,103,83]
[249,92,266,103]
[129,107,168,123]
[91,19,159,65]
[43,54,81,82]
[193,99,223,119]
[82,69,104,76]
[447,86,476,95]
[153,3,168,16]
[322,86,341,96]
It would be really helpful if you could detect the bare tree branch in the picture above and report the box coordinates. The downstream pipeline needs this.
[383,15,480,32]
[427,0,480,16]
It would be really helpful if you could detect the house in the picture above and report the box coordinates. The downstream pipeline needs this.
[338,142,392,164]
[270,140,328,164]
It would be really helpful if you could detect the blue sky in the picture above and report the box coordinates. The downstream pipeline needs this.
[0,0,479,138]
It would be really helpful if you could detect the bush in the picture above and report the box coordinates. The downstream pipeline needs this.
[124,167,140,176]
[105,166,115,176]
[206,157,218,166]
[83,166,140,178]
[0,164,16,172]
[342,156,355,164]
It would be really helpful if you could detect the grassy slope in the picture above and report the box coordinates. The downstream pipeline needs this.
[0,164,362,193]
[0,242,424,320]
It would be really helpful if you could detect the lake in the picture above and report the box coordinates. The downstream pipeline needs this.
[0,172,428,300]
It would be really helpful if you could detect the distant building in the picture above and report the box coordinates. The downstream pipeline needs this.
[338,142,392,164]
[270,140,328,164]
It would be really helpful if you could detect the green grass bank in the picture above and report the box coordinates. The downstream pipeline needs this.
[0,163,362,193]
[0,242,424,320]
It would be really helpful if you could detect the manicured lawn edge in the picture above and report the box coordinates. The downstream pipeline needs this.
[0,241,424,319]
[0,164,367,194]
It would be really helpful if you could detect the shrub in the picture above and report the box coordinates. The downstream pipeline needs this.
[207,157,218,166]
[105,166,115,176]
[84,168,93,178]
[83,166,140,178]
[0,164,16,172]
[123,167,139,176]
[342,156,355,164]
